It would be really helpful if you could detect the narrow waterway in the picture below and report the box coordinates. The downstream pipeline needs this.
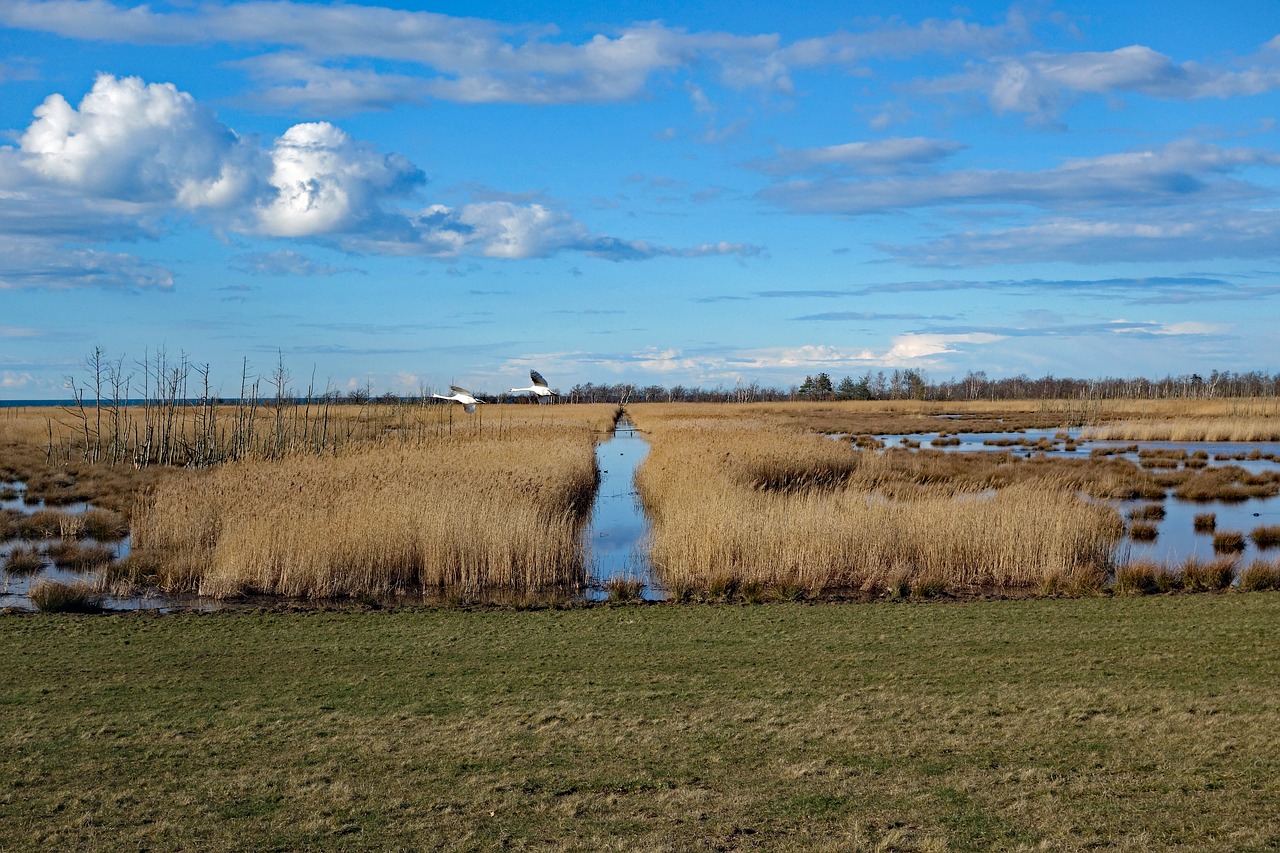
[584,416,659,599]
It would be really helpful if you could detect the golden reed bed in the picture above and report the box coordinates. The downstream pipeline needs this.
[117,405,617,599]
[629,404,1124,597]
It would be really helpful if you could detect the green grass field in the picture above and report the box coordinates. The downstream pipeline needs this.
[2,596,1278,851]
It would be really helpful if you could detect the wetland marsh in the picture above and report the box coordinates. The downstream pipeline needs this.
[5,397,1280,608]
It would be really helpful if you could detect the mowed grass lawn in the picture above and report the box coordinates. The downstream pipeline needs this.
[2,596,1278,851]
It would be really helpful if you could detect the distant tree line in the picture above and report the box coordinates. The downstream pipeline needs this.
[562,369,1280,404]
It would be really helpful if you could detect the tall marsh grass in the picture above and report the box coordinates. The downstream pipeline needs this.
[1080,398,1280,442]
[629,407,1123,597]
[125,408,615,599]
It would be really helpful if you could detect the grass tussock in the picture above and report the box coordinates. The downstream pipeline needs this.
[602,576,646,603]
[629,407,1122,597]
[128,410,613,599]
[2,545,45,576]
[44,540,116,572]
[1181,556,1237,591]
[1174,466,1280,502]
[1127,503,1166,521]
[1250,524,1280,550]
[1127,521,1159,541]
[27,579,104,613]
[1113,560,1174,595]
[1193,512,1217,532]
[1238,559,1280,591]
[1212,530,1247,554]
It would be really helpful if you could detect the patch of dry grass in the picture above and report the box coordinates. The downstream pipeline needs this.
[1239,559,1280,591]
[1080,398,1280,441]
[26,578,103,612]
[126,408,615,599]
[2,545,44,576]
[1251,524,1280,550]
[629,406,1123,597]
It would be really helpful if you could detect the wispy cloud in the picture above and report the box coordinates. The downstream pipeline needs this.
[925,39,1280,124]
[791,311,956,321]
[745,137,965,176]
[759,141,1280,215]
[0,237,173,291]
[881,210,1280,266]
[0,1,1031,111]
[230,250,361,277]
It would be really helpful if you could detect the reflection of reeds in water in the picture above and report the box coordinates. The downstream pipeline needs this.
[127,411,613,599]
[630,411,1123,597]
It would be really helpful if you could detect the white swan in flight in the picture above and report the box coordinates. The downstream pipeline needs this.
[508,370,555,400]
[431,385,484,414]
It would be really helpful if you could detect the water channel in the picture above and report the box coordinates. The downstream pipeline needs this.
[583,417,658,599]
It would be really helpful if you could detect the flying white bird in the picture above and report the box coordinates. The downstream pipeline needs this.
[431,385,484,414]
[508,370,556,400]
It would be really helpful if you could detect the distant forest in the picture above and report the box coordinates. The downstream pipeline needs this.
[560,369,1280,404]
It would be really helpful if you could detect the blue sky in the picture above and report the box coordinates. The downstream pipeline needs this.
[1,0,1278,398]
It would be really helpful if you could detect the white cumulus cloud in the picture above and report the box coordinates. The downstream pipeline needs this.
[19,73,263,209]
[257,121,423,237]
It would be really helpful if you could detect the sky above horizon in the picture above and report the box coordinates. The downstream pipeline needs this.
[2,0,1279,399]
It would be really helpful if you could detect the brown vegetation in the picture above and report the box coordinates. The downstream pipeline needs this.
[1173,466,1280,501]
[1193,512,1217,532]
[629,405,1123,598]
[1238,559,1280,591]
[2,545,44,576]
[124,406,615,599]
[27,579,104,613]
[1181,556,1238,591]
[1127,521,1159,541]
[1212,530,1247,554]
[1113,560,1173,595]
[1251,525,1280,550]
